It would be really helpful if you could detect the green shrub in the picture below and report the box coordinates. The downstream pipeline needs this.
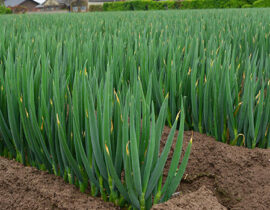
[103,0,270,11]
[180,0,220,9]
[223,0,248,8]
[89,4,103,12]
[103,1,180,11]
[246,0,257,3]
[0,5,12,14]
[242,3,253,7]
[180,0,250,9]
[253,0,270,7]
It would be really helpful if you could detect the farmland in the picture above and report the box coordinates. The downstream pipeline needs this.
[0,8,270,209]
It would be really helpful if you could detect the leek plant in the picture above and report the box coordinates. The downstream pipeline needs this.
[0,46,192,209]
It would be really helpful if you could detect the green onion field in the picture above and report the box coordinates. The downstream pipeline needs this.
[0,8,270,209]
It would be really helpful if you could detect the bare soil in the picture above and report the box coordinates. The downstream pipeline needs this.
[153,185,226,210]
[0,157,118,210]
[1,127,270,210]
[155,128,270,210]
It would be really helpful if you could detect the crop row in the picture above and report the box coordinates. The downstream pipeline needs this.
[0,9,270,209]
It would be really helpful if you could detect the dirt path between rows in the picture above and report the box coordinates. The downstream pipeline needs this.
[0,157,118,210]
[1,127,270,209]
[155,128,270,210]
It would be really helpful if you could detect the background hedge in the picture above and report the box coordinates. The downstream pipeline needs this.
[103,1,181,11]
[179,0,270,9]
[0,5,12,14]
[253,0,270,7]
[94,0,270,12]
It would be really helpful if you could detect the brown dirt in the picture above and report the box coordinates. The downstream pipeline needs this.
[153,185,226,210]
[1,127,270,210]
[156,128,270,210]
[0,157,119,210]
